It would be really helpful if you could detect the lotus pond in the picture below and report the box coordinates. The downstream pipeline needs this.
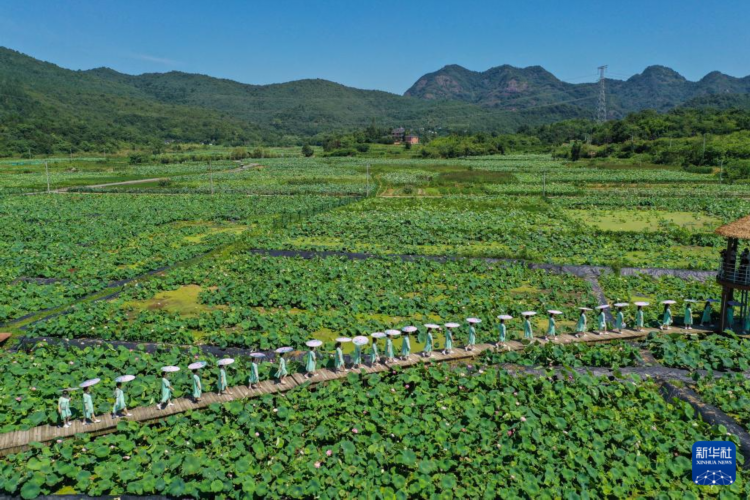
[1,363,744,499]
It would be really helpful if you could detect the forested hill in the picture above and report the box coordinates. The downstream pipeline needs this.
[1,46,749,154]
[405,64,750,117]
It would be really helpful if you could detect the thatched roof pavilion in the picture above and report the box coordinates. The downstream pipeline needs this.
[715,216,750,239]
[716,215,750,332]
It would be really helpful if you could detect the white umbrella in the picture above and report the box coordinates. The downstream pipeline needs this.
[352,336,369,346]
[115,375,136,383]
[384,329,401,336]
[187,362,207,370]
[578,307,593,311]
[522,311,537,317]
[684,299,698,303]
[79,378,100,388]
[467,318,482,324]
[402,326,417,333]
[305,340,323,348]
[275,347,293,354]
[613,303,629,308]
[218,358,235,366]
[161,366,180,373]
[705,298,720,303]
[424,323,441,329]
[596,305,610,310]
[661,300,677,305]
[547,310,563,315]
[372,332,387,338]
[444,322,461,328]
[335,337,352,343]
[249,352,266,358]
[634,302,649,307]
[497,315,513,320]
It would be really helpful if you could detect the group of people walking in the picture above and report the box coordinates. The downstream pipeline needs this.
[57,358,235,427]
[58,301,723,427]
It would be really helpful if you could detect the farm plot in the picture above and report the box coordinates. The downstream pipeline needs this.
[80,158,369,196]
[0,364,743,498]
[0,194,337,322]
[265,196,724,269]
[28,254,597,349]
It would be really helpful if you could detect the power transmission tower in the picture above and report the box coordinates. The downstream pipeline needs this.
[596,65,608,123]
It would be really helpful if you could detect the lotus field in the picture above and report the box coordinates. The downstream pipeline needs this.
[0,152,748,498]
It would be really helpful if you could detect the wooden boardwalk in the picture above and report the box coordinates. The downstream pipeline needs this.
[0,326,690,456]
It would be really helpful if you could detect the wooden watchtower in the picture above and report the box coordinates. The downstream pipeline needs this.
[715,216,750,331]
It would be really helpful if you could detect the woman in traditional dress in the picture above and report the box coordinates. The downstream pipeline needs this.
[159,372,173,410]
[334,342,346,373]
[422,328,434,358]
[575,309,587,338]
[660,303,673,330]
[401,330,412,360]
[443,325,454,355]
[305,346,317,379]
[275,351,289,385]
[370,338,380,366]
[351,341,362,369]
[597,307,608,335]
[112,382,131,417]
[523,314,533,340]
[700,300,714,326]
[82,386,100,424]
[684,302,694,330]
[496,317,508,345]
[635,304,645,332]
[385,334,396,363]
[545,312,556,341]
[218,364,229,395]
[191,369,202,403]
[248,357,261,389]
[466,321,477,351]
[58,390,72,428]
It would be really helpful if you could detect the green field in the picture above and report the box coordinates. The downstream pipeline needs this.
[2,151,749,499]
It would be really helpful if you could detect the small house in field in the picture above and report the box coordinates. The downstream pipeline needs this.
[405,135,419,145]
[391,127,406,143]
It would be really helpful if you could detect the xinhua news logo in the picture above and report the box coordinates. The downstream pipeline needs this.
[692,441,736,486]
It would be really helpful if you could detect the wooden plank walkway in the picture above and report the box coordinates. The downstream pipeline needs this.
[0,325,695,456]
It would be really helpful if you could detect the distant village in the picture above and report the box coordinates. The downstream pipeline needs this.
[391,127,419,145]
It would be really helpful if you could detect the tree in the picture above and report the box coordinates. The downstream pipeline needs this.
[301,144,314,157]
[570,141,582,162]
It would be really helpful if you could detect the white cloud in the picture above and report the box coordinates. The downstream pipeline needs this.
[127,53,181,66]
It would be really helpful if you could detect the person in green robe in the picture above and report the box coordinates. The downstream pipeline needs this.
[635,306,645,332]
[700,301,713,326]
[523,315,533,340]
[370,339,379,366]
[112,382,131,418]
[218,366,229,395]
[401,332,411,360]
[615,307,625,333]
[334,342,346,372]
[575,310,587,338]
[467,323,477,351]
[545,313,556,341]
[159,372,173,410]
[58,390,72,428]
[684,303,693,330]
[727,305,735,331]
[276,353,288,385]
[305,347,317,379]
[443,328,454,355]
[351,342,362,369]
[82,386,100,425]
[661,304,674,329]
[597,309,607,335]
[385,336,395,363]
[422,329,434,358]
[496,320,507,345]
[248,361,260,389]
[744,312,750,334]
[191,369,202,403]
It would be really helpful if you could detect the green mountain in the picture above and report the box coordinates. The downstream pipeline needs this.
[405,64,750,118]
[2,46,749,154]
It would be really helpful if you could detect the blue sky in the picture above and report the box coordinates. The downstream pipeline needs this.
[1,0,748,93]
